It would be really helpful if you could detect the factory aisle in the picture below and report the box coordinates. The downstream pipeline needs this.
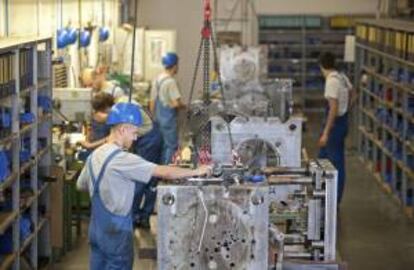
[305,112,414,270]
[55,114,414,270]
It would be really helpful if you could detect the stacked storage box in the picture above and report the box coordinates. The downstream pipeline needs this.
[356,19,414,217]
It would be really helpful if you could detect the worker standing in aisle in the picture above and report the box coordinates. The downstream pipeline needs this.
[76,102,211,269]
[150,52,186,164]
[318,52,354,205]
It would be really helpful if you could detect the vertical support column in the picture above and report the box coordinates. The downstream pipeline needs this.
[391,60,398,192]
[38,39,53,259]
[30,43,39,268]
[11,47,20,270]
[357,44,364,157]
[401,63,409,208]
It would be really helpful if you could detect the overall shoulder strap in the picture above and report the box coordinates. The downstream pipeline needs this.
[88,148,123,194]
[156,76,172,96]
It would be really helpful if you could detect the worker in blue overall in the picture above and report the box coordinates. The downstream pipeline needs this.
[150,52,186,164]
[79,92,114,151]
[318,52,354,205]
[76,102,212,269]
[131,107,163,229]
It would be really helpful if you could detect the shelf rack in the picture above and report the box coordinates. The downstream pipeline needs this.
[356,19,414,217]
[0,36,53,269]
[258,14,370,111]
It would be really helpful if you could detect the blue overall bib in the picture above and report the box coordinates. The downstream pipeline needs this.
[132,111,163,223]
[154,77,178,164]
[90,119,110,142]
[88,149,134,270]
[318,101,349,205]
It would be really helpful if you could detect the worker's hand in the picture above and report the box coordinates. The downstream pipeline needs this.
[318,132,329,148]
[195,165,213,177]
[78,140,91,149]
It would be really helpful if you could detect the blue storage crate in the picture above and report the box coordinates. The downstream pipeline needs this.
[397,68,408,82]
[19,112,35,125]
[0,228,13,254]
[408,155,414,170]
[407,124,414,140]
[307,64,320,74]
[306,37,321,45]
[394,146,403,160]
[0,108,11,129]
[388,68,398,81]
[268,65,283,73]
[0,150,10,182]
[20,214,33,242]
[407,189,414,206]
[38,96,52,113]
[407,96,414,115]
[385,140,393,152]
[384,172,392,184]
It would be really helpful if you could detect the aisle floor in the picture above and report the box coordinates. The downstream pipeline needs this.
[55,114,414,270]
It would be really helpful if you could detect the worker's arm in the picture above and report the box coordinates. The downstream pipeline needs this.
[152,165,211,180]
[319,98,338,147]
[149,100,156,114]
[349,88,358,109]
[76,166,89,192]
[79,137,106,150]
[170,97,186,109]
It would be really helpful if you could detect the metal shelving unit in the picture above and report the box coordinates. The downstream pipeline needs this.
[0,36,53,269]
[356,19,414,217]
[258,15,364,111]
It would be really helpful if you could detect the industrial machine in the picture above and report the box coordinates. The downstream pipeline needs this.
[211,115,302,167]
[219,45,268,85]
[157,159,339,270]
[52,87,93,123]
[161,2,340,267]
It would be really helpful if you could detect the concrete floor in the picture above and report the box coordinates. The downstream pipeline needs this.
[55,113,414,270]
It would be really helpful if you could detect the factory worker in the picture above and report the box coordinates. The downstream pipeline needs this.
[79,92,114,150]
[318,52,355,205]
[76,102,211,270]
[81,93,164,229]
[149,52,186,164]
[91,69,128,102]
[116,97,163,230]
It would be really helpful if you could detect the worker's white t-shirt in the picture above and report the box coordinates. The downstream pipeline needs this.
[150,73,182,108]
[76,143,156,216]
[324,71,352,116]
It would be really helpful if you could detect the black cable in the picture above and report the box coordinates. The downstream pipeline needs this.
[129,0,139,103]
[187,38,204,110]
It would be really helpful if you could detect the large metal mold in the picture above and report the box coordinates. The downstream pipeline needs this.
[211,116,302,167]
[267,160,338,263]
[157,184,269,270]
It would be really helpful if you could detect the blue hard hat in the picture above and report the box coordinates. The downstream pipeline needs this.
[162,52,178,68]
[249,174,265,183]
[57,29,69,49]
[99,27,110,42]
[107,102,143,127]
[79,30,91,48]
[66,27,78,45]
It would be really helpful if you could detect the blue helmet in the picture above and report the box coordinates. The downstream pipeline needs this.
[57,28,69,49]
[162,52,178,68]
[66,27,78,45]
[79,30,91,48]
[106,102,143,127]
[99,27,110,42]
